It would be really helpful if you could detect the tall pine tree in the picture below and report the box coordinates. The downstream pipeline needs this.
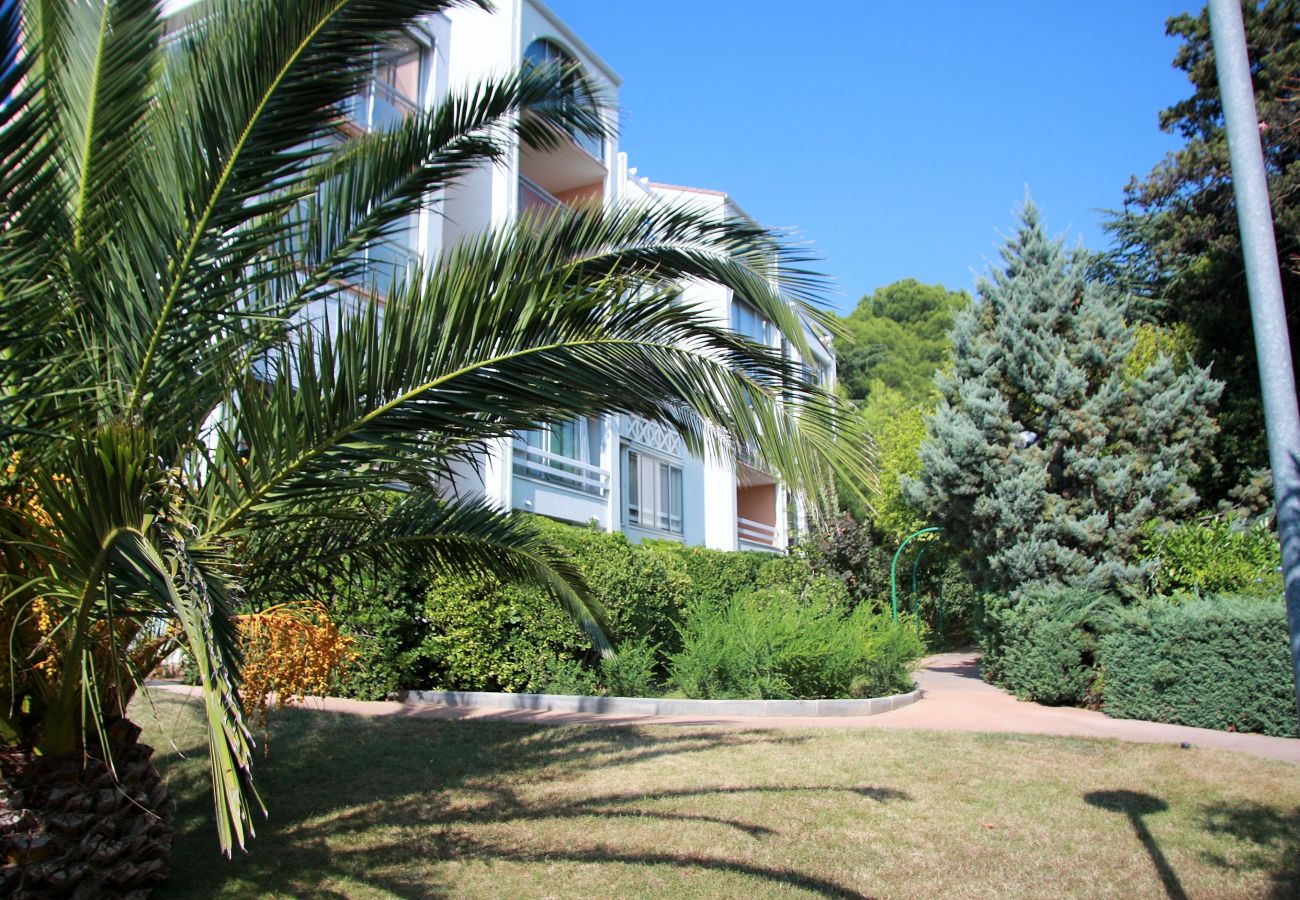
[906,205,1224,594]
[1101,0,1299,503]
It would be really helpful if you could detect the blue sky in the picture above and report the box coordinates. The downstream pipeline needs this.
[546,0,1195,314]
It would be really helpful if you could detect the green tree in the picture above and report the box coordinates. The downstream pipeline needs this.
[0,0,862,885]
[854,380,928,541]
[1101,0,1300,502]
[836,279,971,404]
[907,205,1223,594]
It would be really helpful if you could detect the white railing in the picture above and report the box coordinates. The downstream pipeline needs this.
[737,516,778,548]
[513,442,609,498]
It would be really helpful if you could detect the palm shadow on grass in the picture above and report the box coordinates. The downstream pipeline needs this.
[1199,801,1300,899]
[145,694,909,898]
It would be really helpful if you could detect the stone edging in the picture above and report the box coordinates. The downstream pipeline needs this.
[399,684,922,718]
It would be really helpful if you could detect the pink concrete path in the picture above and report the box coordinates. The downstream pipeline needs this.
[154,651,1300,764]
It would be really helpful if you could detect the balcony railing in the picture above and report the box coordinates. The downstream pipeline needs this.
[345,80,419,132]
[737,516,778,548]
[513,442,609,498]
[519,175,562,216]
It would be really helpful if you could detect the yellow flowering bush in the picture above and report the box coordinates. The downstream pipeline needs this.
[234,602,355,728]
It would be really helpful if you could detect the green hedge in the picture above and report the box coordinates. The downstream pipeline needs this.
[664,542,770,609]
[1099,595,1297,737]
[979,587,1120,706]
[327,514,922,700]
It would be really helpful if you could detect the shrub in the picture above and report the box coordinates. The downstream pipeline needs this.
[530,520,694,654]
[669,588,923,700]
[535,655,602,696]
[328,561,437,700]
[668,543,770,609]
[423,574,589,693]
[981,587,1121,706]
[328,517,856,698]
[908,557,976,647]
[413,520,696,692]
[1140,518,1282,595]
[599,638,661,697]
[1099,595,1297,737]
[799,514,891,609]
[755,555,851,612]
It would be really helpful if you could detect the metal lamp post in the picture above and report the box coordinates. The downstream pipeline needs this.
[1208,0,1300,725]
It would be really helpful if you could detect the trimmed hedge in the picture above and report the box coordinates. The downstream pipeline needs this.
[664,542,770,609]
[978,587,1120,706]
[1099,595,1297,737]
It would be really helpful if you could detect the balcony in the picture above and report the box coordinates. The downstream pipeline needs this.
[512,441,609,498]
[518,121,606,212]
[736,462,779,551]
[345,79,419,133]
[519,175,562,217]
[737,516,778,549]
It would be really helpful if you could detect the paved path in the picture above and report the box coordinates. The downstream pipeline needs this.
[153,651,1300,764]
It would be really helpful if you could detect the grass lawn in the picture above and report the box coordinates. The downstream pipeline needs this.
[135,690,1300,899]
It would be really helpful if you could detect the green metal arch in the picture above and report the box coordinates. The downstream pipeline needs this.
[890,526,941,622]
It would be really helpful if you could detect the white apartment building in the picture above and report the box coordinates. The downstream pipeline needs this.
[431,0,835,552]
[164,0,836,551]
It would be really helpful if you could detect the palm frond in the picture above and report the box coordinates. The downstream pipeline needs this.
[291,61,611,297]
[246,493,611,652]
[124,0,488,420]
[207,203,862,537]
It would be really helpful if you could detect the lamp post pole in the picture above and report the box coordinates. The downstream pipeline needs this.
[1208,0,1300,726]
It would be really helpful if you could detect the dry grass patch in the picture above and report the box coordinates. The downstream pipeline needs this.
[134,691,1300,899]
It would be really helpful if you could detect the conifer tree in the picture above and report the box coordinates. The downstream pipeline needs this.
[906,205,1224,594]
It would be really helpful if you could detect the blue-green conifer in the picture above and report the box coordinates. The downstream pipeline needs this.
[906,204,1223,593]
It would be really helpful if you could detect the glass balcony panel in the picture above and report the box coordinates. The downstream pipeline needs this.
[519,176,562,216]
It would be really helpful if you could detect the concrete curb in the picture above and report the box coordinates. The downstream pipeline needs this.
[399,684,922,718]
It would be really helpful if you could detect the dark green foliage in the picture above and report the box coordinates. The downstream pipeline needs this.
[526,519,694,654]
[329,564,439,701]
[667,543,770,610]
[668,589,923,700]
[907,204,1223,595]
[754,554,852,611]
[1099,596,1297,737]
[597,637,661,697]
[325,516,926,699]
[799,513,891,609]
[1140,518,1283,595]
[423,573,591,693]
[325,520,769,695]
[979,587,1122,706]
[1100,0,1300,503]
[907,556,977,647]
[836,279,972,404]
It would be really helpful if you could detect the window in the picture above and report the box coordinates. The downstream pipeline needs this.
[349,35,428,132]
[731,299,771,345]
[522,38,603,162]
[340,35,430,285]
[524,419,581,460]
[515,418,608,497]
[625,449,683,535]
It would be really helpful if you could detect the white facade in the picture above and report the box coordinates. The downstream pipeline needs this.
[429,0,835,552]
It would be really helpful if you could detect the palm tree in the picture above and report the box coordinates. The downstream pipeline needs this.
[0,0,864,891]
